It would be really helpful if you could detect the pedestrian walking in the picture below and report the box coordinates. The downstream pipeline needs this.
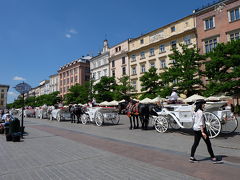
[189,99,220,163]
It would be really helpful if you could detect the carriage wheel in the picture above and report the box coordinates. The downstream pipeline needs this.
[155,116,168,133]
[81,114,89,125]
[49,114,53,121]
[221,114,238,134]
[57,113,61,122]
[203,112,221,139]
[168,116,181,130]
[111,113,120,125]
[95,111,104,126]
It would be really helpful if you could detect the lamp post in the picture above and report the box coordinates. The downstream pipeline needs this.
[14,82,31,138]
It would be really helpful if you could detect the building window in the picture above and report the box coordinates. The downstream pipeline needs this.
[141,64,146,73]
[97,71,101,79]
[112,60,115,67]
[171,40,177,49]
[160,60,166,69]
[229,7,240,22]
[71,77,73,83]
[204,16,215,30]
[115,46,121,52]
[67,78,69,84]
[93,72,96,80]
[1,100,4,105]
[229,31,240,41]
[74,68,77,74]
[97,60,101,67]
[75,76,78,82]
[183,35,191,45]
[122,67,126,75]
[140,39,144,44]
[149,48,155,56]
[150,62,155,68]
[60,74,62,79]
[171,26,176,32]
[131,80,137,91]
[112,70,115,77]
[60,80,62,86]
[159,44,165,53]
[93,62,96,68]
[140,52,145,59]
[132,67,137,75]
[85,67,90,73]
[131,54,136,61]
[122,56,125,64]
[1,94,4,99]
[67,71,69,76]
[63,72,66,77]
[70,69,73,75]
[204,38,218,53]
[103,69,107,76]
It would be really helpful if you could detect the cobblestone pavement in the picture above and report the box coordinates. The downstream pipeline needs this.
[0,116,239,180]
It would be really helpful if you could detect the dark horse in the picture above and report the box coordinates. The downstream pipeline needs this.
[118,100,161,130]
[69,104,84,123]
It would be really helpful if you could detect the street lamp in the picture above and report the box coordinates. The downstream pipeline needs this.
[14,82,31,138]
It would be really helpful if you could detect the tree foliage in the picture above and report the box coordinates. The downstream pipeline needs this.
[114,76,132,101]
[160,44,205,97]
[203,40,240,96]
[139,67,162,99]
[64,83,90,104]
[93,76,117,102]
[7,91,61,108]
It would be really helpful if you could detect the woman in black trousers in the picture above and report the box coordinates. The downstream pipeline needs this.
[189,100,219,163]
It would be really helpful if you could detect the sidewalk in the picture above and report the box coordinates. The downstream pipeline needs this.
[0,117,240,180]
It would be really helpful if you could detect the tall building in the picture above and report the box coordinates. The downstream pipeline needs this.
[109,39,130,82]
[90,40,110,84]
[0,84,9,109]
[49,74,59,93]
[58,55,91,97]
[128,15,196,93]
[194,0,240,54]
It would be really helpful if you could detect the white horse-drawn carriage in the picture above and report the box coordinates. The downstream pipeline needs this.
[81,106,120,126]
[152,101,238,138]
[49,106,71,122]
[35,105,52,119]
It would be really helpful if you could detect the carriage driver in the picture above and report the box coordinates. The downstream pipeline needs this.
[169,87,179,104]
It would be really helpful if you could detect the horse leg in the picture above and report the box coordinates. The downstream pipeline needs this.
[129,117,133,130]
[133,115,137,129]
[139,115,144,129]
[136,115,139,129]
[144,115,149,130]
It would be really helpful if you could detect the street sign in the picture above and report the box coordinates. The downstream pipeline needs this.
[15,82,31,94]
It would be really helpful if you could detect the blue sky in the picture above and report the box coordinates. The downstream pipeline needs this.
[0,0,213,103]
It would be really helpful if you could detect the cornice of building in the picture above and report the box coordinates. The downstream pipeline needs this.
[128,28,196,54]
[0,84,10,91]
[58,56,92,72]
[193,0,237,15]
[90,52,109,62]
[129,14,194,43]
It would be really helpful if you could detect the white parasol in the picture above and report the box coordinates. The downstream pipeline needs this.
[184,94,206,103]
[140,98,152,104]
[108,100,119,106]
[150,96,165,104]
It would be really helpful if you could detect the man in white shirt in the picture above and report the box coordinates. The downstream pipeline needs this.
[169,88,179,103]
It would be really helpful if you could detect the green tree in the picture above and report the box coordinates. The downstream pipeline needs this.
[160,44,204,97]
[93,76,117,102]
[64,83,90,104]
[203,40,240,96]
[114,76,133,101]
[139,67,162,99]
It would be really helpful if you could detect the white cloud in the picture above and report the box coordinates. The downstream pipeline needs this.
[13,76,26,81]
[65,34,72,38]
[69,28,78,34]
[65,28,78,38]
